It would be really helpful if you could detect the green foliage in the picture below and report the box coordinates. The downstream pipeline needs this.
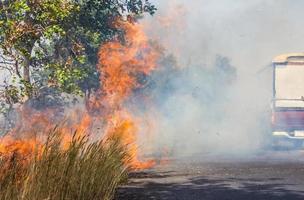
[0,0,156,102]
[0,0,79,100]
[46,62,88,95]
[0,129,129,200]
[3,85,20,104]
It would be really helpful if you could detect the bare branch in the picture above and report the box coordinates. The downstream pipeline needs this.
[0,47,23,79]
[14,59,22,78]
[0,54,14,63]
[0,60,14,65]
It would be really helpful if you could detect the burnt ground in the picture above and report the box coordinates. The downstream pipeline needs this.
[115,150,304,200]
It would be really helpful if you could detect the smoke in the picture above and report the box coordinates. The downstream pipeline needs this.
[135,0,304,157]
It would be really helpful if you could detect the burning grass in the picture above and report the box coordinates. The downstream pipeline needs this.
[0,128,129,200]
[0,19,161,199]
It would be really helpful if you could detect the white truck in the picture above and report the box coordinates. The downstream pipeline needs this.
[272,53,304,148]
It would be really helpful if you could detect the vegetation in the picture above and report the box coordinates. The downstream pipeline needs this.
[0,0,156,105]
[0,129,130,200]
[0,1,157,198]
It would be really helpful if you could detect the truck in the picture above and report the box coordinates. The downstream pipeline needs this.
[272,53,304,148]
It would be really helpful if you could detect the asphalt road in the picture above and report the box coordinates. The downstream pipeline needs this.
[116,150,304,200]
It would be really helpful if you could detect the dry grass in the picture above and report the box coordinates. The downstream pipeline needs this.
[0,129,129,200]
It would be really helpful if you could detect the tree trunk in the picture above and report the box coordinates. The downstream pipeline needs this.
[23,58,30,83]
[23,56,32,98]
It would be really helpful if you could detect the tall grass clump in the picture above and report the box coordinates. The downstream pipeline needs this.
[0,129,129,200]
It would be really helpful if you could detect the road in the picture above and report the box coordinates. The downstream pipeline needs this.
[116,150,304,200]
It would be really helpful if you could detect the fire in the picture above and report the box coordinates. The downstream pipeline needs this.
[87,20,159,114]
[88,19,160,169]
[105,116,156,170]
[0,19,160,170]
[0,137,41,159]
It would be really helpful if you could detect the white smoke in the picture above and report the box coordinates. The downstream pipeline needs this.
[137,0,304,157]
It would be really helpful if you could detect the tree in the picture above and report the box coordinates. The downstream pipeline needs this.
[0,0,156,105]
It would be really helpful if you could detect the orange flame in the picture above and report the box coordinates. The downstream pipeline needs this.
[0,20,161,170]
[90,20,160,169]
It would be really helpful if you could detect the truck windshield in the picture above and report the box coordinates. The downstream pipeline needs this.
[275,63,304,108]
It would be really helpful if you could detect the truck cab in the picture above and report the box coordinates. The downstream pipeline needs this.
[272,53,304,148]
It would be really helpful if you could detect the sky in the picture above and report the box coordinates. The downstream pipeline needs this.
[145,0,304,71]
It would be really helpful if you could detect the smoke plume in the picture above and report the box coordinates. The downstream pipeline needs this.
[135,0,304,157]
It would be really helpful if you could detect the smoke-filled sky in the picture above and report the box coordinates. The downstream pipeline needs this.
[137,0,304,157]
[145,0,304,70]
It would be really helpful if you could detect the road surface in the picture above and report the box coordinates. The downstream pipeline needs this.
[116,150,304,200]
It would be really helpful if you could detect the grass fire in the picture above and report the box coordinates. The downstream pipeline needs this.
[2,1,304,200]
[0,19,158,170]
[0,0,159,199]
